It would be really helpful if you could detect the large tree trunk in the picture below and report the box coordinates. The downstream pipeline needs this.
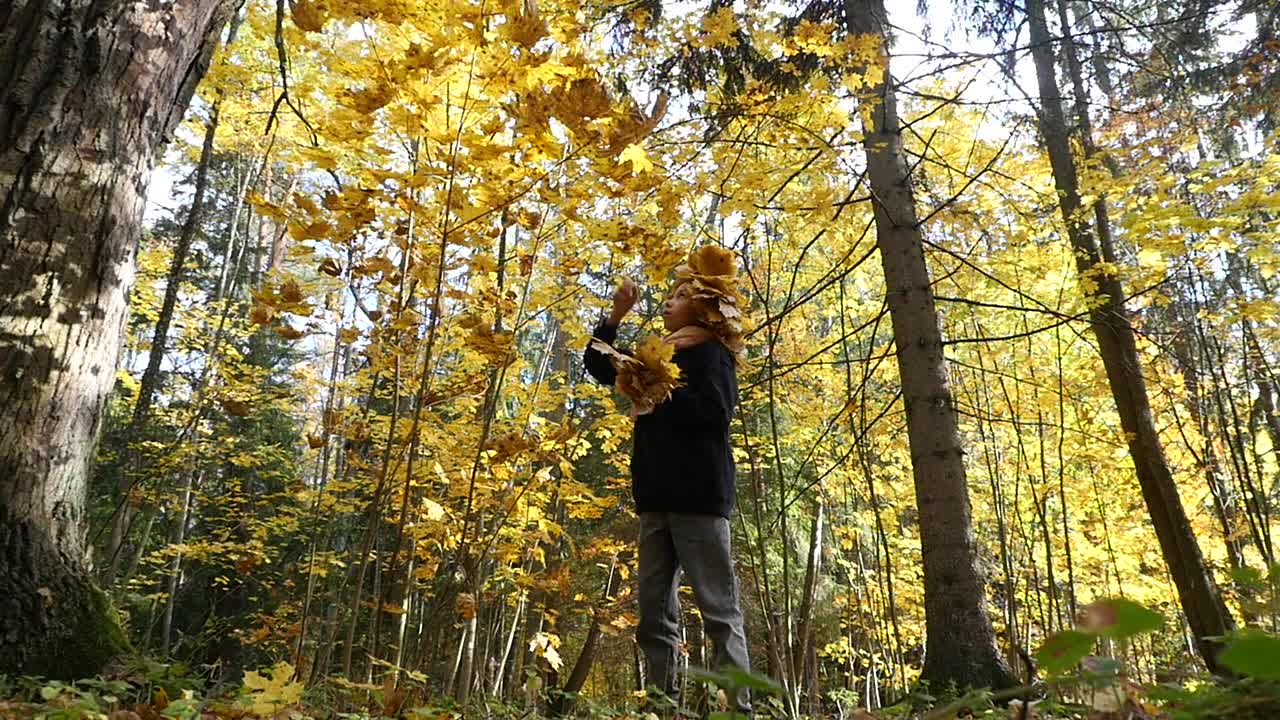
[0,0,235,677]
[1025,0,1235,674]
[843,0,1017,691]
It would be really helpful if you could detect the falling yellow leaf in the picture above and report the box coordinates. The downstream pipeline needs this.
[619,143,653,175]
[222,399,253,417]
[274,324,307,340]
[318,257,342,276]
[249,304,274,326]
[280,279,304,304]
[290,0,328,32]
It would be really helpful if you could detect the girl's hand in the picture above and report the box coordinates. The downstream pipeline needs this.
[609,278,638,325]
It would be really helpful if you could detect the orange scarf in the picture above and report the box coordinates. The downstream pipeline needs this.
[663,325,715,350]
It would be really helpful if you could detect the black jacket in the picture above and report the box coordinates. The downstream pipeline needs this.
[584,322,739,518]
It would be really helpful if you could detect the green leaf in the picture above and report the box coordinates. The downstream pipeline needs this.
[162,698,202,720]
[683,666,731,687]
[1035,630,1096,674]
[717,666,785,695]
[1230,565,1264,589]
[1079,598,1164,640]
[683,666,784,695]
[1218,630,1280,680]
[1081,655,1121,678]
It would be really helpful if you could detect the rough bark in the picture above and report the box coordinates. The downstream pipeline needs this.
[1025,0,1235,674]
[0,0,235,676]
[843,0,1017,691]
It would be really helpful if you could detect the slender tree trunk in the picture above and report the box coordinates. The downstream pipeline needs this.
[511,592,542,702]
[261,167,295,274]
[160,471,195,656]
[965,334,1021,674]
[1203,329,1274,566]
[1170,318,1250,576]
[106,104,221,586]
[456,612,479,704]
[123,511,157,596]
[1053,327,1079,626]
[1256,379,1280,472]
[0,0,234,678]
[493,589,525,699]
[1025,0,1235,673]
[843,0,1016,690]
[296,314,349,665]
[549,556,621,717]
[794,499,824,694]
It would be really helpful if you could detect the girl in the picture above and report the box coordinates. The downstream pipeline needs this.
[583,247,751,714]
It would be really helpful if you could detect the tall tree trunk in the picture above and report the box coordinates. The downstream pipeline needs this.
[1025,0,1235,674]
[843,0,1016,690]
[493,587,525,699]
[0,0,234,678]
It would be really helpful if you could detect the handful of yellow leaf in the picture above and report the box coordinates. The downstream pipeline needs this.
[673,245,748,356]
[590,335,682,416]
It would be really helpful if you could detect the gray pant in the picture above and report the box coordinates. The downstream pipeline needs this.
[636,512,751,712]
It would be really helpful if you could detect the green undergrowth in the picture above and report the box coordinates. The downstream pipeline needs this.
[1,599,1277,719]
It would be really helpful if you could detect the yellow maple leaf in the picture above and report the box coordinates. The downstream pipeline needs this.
[245,191,289,220]
[696,7,739,49]
[506,0,547,48]
[242,661,303,717]
[619,143,653,175]
[524,58,576,89]
[423,498,446,521]
[791,20,835,56]
[529,631,563,670]
[274,324,307,340]
[593,336,681,415]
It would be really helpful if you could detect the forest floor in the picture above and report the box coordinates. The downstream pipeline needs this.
[3,658,1279,720]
